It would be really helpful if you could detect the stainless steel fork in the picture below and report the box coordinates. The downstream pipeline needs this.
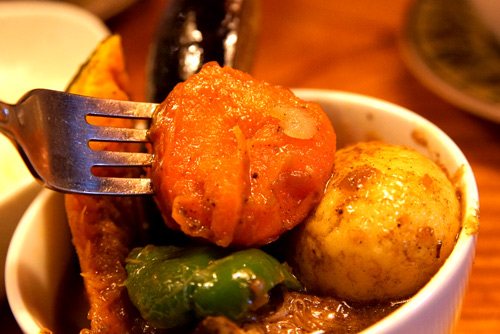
[0,89,159,195]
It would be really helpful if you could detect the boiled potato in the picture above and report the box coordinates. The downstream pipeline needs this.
[290,141,461,302]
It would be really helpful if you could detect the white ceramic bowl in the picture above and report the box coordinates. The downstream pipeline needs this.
[0,1,109,301]
[6,90,479,333]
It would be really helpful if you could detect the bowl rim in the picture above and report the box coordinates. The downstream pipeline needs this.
[6,189,60,333]
[6,89,480,333]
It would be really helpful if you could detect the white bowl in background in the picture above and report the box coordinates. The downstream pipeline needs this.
[0,1,109,301]
[6,90,480,333]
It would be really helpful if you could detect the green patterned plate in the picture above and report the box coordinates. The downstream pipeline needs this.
[401,0,500,123]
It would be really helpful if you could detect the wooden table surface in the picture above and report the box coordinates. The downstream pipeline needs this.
[3,0,500,333]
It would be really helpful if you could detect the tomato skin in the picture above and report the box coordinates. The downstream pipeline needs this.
[150,62,336,247]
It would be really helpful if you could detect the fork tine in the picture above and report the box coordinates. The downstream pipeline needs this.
[91,151,153,167]
[2,89,160,195]
[92,176,154,195]
[84,99,158,119]
[89,126,150,142]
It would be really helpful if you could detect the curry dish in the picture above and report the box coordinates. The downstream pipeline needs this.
[60,35,461,334]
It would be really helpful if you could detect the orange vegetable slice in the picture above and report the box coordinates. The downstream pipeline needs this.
[150,62,336,247]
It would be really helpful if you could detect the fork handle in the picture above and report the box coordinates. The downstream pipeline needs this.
[0,100,18,142]
[0,100,37,177]
[0,100,10,122]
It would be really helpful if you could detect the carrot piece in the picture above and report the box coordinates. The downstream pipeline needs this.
[151,62,336,247]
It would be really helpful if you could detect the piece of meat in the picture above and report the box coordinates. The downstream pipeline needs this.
[150,62,336,247]
[193,290,400,334]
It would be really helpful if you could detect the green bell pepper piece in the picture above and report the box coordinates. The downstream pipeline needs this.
[124,245,225,329]
[124,245,301,329]
[192,248,303,321]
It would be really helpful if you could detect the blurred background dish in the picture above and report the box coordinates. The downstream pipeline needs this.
[63,0,139,20]
[5,0,139,21]
[400,0,500,123]
[0,1,109,301]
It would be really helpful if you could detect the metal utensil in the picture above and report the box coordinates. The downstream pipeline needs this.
[0,89,158,195]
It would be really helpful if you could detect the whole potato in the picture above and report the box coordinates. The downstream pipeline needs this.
[290,141,461,302]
